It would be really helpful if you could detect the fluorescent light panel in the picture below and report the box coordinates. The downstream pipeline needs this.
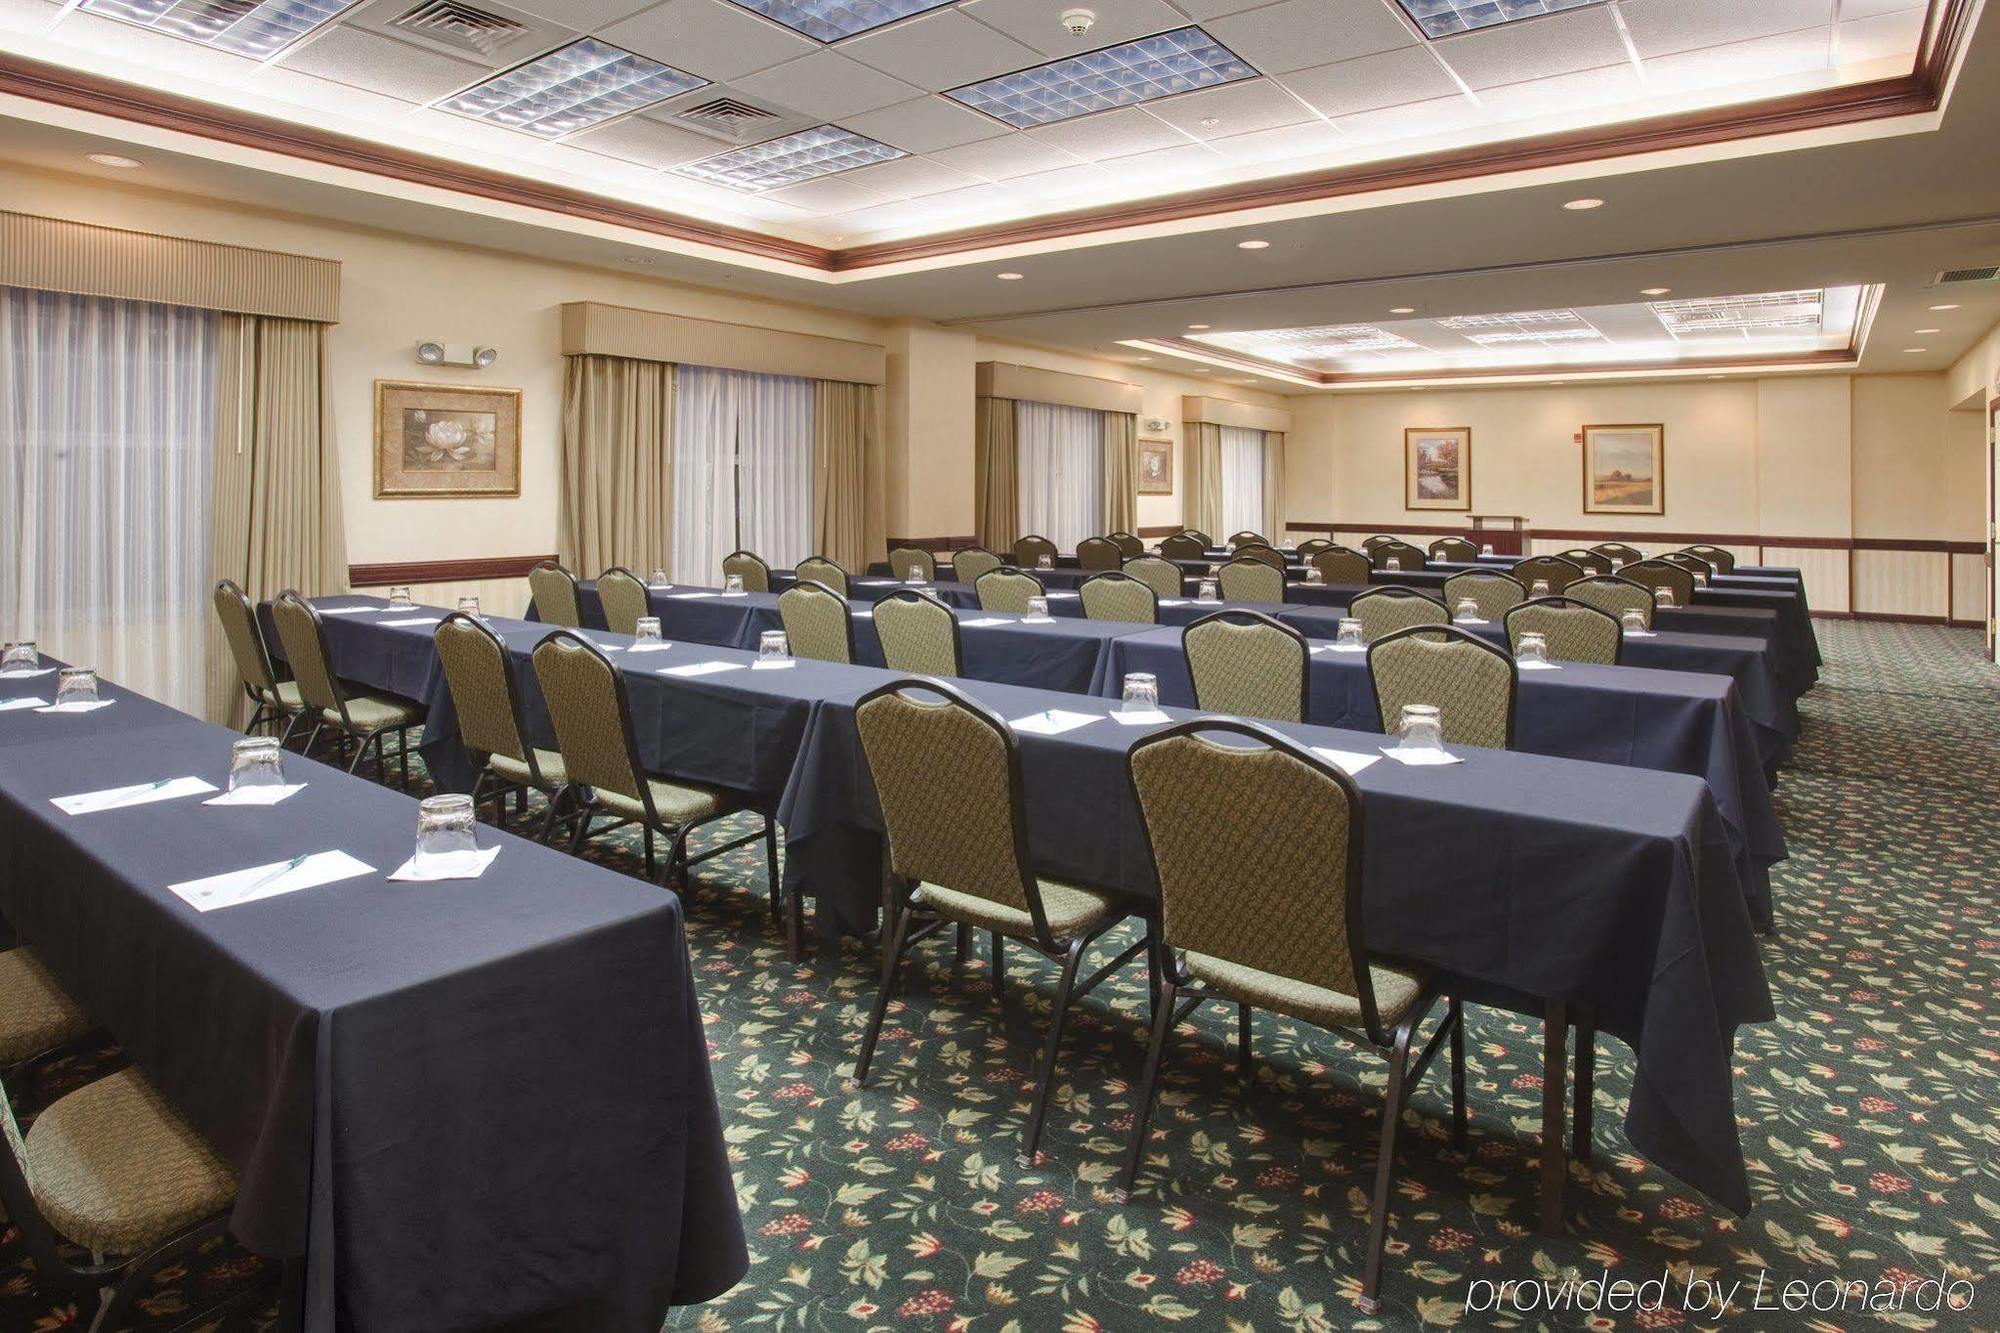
[80,0,356,58]
[947,26,1257,129]
[675,124,904,191]
[438,38,706,138]
[727,0,958,42]
[1650,290,1826,340]
[1393,0,1610,40]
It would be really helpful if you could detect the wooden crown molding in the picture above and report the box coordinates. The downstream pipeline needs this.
[1139,338,1864,387]
[0,0,1969,274]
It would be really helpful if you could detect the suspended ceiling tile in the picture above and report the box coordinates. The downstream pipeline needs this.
[56,10,265,84]
[504,0,662,26]
[281,24,489,102]
[839,8,1042,92]
[763,173,894,212]
[1277,45,1461,120]
[1204,0,1416,76]
[731,49,922,120]
[836,152,980,197]
[1136,76,1315,141]
[841,95,1009,153]
[240,63,421,125]
[1428,4,1626,90]
[961,0,1190,58]
[1331,91,1486,147]
[1024,105,1192,160]
[1615,0,1834,61]
[600,0,818,83]
[1837,7,1926,66]
[1204,115,1342,166]
[567,113,727,167]
[926,129,1082,178]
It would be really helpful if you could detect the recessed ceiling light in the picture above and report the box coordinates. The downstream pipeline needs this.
[947,26,1255,128]
[1237,239,1270,250]
[1641,287,1671,296]
[1187,323,1211,330]
[1914,327,1941,334]
[1709,374,1727,379]
[1389,307,1416,315]
[676,125,904,192]
[440,38,706,138]
[996,271,1024,280]
[1134,357,1152,362]
[85,152,141,169]
[1550,381,1566,385]
[1904,347,1929,353]
[1393,0,1608,38]
[624,255,656,265]
[1930,303,1960,311]
[1563,198,1605,211]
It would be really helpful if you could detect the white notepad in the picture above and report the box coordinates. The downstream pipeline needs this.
[170,850,373,912]
[53,776,217,815]
[387,846,500,882]
[0,667,55,679]
[1158,599,1189,607]
[36,700,115,714]
[751,659,797,671]
[1046,591,1079,600]
[1010,708,1101,736]
[1453,617,1490,626]
[1314,644,1367,655]
[0,696,47,712]
[960,617,1011,627]
[379,617,442,628]
[1311,747,1381,775]
[626,641,673,653]
[204,783,306,807]
[1379,746,1464,767]
[1516,660,1562,671]
[1623,630,1657,638]
[670,592,720,600]
[1110,709,1172,726]
[660,661,744,678]
[316,605,382,615]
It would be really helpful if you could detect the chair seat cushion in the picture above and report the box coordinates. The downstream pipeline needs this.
[919,879,1118,941]
[0,948,92,1064]
[324,693,425,732]
[488,748,567,789]
[1184,950,1429,1032]
[25,1068,236,1256]
[258,680,303,710]
[596,776,724,827]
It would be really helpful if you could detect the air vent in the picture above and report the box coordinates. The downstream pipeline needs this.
[389,1,528,57]
[1936,266,2000,284]
[671,96,782,138]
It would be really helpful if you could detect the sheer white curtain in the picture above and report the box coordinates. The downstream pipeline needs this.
[1015,399,1103,551]
[0,287,221,713]
[1219,425,1267,537]
[671,364,815,582]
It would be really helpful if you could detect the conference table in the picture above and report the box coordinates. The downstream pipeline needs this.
[0,662,746,1331]
[268,596,1771,1217]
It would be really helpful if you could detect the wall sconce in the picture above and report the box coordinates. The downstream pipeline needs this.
[415,341,499,369]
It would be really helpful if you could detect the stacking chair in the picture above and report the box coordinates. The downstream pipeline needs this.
[529,560,584,628]
[1361,534,1396,551]
[1158,532,1205,561]
[597,566,651,635]
[1182,528,1215,548]
[1511,555,1584,594]
[435,611,570,837]
[1590,542,1644,567]
[1311,547,1373,586]
[1012,534,1059,569]
[721,549,771,593]
[1080,571,1157,624]
[2,1063,263,1332]
[1429,536,1478,563]
[952,547,1003,584]
[1107,531,1145,558]
[1556,548,1612,576]
[888,546,936,582]
[270,592,423,784]
[1658,551,1714,580]
[876,589,962,676]
[1216,558,1285,604]
[1232,542,1288,571]
[1295,537,1334,558]
[1347,586,1447,641]
[1683,543,1736,573]
[212,579,305,741]
[1226,529,1267,547]
[779,579,857,665]
[1368,624,1517,749]
[977,567,1045,613]
[1122,555,1184,602]
[849,683,1149,1162]
[1565,575,1655,628]
[1370,539,1427,572]
[1076,535,1122,571]
[1620,559,1695,608]
[0,947,91,1072]
[1183,609,1308,722]
[794,555,849,597]
[1122,718,1462,1313]
[1506,597,1621,665]
[1441,571,1525,621]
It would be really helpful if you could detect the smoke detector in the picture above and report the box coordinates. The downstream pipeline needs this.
[1060,8,1095,36]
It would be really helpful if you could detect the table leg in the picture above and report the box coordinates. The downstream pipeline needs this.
[276,1256,305,1332]
[1540,997,1568,1237]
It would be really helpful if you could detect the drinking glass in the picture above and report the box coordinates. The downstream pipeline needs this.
[1531,579,1551,597]
[1481,544,1494,556]
[228,736,285,791]
[414,794,477,869]
[1208,561,1223,576]
[1694,572,1709,588]
[1036,555,1054,571]
[1516,632,1549,666]
[1620,608,1649,634]
[0,641,37,674]
[1609,558,1625,571]
[760,630,790,661]
[650,568,671,587]
[54,667,98,707]
[1454,598,1481,623]
[1120,672,1159,715]
[388,586,413,608]
[1336,618,1363,648]
[1025,596,1051,621]
[635,616,663,642]
[1396,703,1444,754]
[457,595,481,619]
[1304,566,1324,584]
[1385,556,1402,572]
[1654,587,1676,609]
[1197,579,1219,603]
[1281,538,1295,551]
[724,574,747,595]
[902,567,925,585]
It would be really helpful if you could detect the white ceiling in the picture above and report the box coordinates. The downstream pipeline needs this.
[0,0,1932,246]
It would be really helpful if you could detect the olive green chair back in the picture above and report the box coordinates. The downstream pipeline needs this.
[1441,571,1525,621]
[1183,529,1214,547]
[976,567,1045,614]
[1565,575,1655,628]
[1183,610,1308,722]
[1620,559,1695,608]
[1227,530,1267,547]
[1080,572,1157,624]
[721,550,771,593]
[1076,536,1122,571]
[795,555,849,598]
[888,547,936,581]
[1361,535,1395,550]
[1012,534,1059,569]
[1591,542,1644,567]
[875,590,961,677]
[530,631,653,818]
[1347,587,1447,642]
[1683,544,1735,573]
[1370,540,1426,571]
[1367,624,1516,751]
[1232,543,1287,571]
[951,547,1003,584]
[435,611,544,782]
[1311,548,1373,586]
[1107,531,1144,558]
[1557,548,1612,576]
[1429,537,1478,563]
[1505,597,1621,666]
[213,579,282,701]
[1122,556,1184,602]
[779,580,855,665]
[1159,532,1206,560]
[269,592,348,722]
[1295,538,1334,559]
[1659,552,1713,579]
[1216,559,1285,604]
[529,561,583,629]
[597,566,650,636]
[1511,555,1584,595]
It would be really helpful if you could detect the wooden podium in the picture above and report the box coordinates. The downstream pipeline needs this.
[1468,515,1530,556]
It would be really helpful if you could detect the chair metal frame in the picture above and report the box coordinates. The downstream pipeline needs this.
[1157,532,1205,561]
[1361,534,1396,550]
[1589,542,1644,566]
[1564,575,1657,629]
[1347,586,1448,639]
[528,559,584,628]
[435,611,573,840]
[1226,530,1267,547]
[1682,543,1735,573]
[1106,531,1145,558]
[1441,570,1526,619]
[1366,622,1519,750]
[1230,543,1288,571]
[1555,548,1612,576]
[1511,555,1586,594]
[1011,534,1059,570]
[1121,555,1185,602]
[212,579,306,744]
[1182,529,1214,548]
[270,591,416,786]
[950,546,1003,584]
[1620,558,1696,607]
[1215,557,1286,605]
[1370,539,1428,571]
[1183,608,1310,721]
[1428,536,1479,562]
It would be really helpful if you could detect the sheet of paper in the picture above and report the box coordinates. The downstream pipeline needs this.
[626,641,673,653]
[53,775,217,815]
[1110,709,1172,726]
[857,579,898,587]
[751,659,797,671]
[1046,591,1079,600]
[1158,599,1189,607]
[387,846,501,882]
[0,696,48,711]
[1311,747,1381,775]
[1010,708,1102,736]
[1314,644,1367,655]
[851,609,875,619]
[1516,660,1562,671]
[316,605,382,615]
[35,700,115,714]
[1379,746,1465,767]
[960,616,1012,627]
[1622,629,1657,638]
[660,661,745,678]
[1452,617,1490,626]
[646,583,674,590]
[204,783,306,807]
[669,592,720,600]
[379,616,442,627]
[170,850,373,912]
[0,667,55,679]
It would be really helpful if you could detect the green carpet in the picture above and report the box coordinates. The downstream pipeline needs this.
[5,620,1995,1329]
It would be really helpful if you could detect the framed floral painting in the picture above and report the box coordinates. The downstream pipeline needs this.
[1404,426,1471,511]
[373,380,521,498]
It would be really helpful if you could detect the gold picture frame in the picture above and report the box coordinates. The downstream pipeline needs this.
[1138,438,1173,495]
[373,379,522,499]
[1582,423,1665,514]
[1404,427,1471,511]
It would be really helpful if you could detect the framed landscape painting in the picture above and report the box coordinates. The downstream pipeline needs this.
[1404,427,1471,510]
[1582,423,1665,514]
[1138,438,1173,494]
[373,380,522,498]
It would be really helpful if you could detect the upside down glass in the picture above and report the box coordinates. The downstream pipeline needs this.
[635,616,663,642]
[1694,572,1709,588]
[760,630,790,661]
[1531,579,1551,597]
[414,793,478,871]
[1516,631,1549,666]
[1304,566,1324,584]
[1385,556,1402,572]
[651,568,671,586]
[457,595,481,620]
[1620,608,1649,634]
[55,667,98,707]
[388,586,413,608]
[1036,555,1054,571]
[1025,596,1051,621]
[1654,587,1676,609]
[0,641,37,675]
[1454,598,1480,623]
[228,736,286,790]
[1336,618,1363,648]
[725,574,747,595]
[1481,544,1494,556]
[1120,672,1159,715]
[1197,579,1219,604]
[1395,703,1444,754]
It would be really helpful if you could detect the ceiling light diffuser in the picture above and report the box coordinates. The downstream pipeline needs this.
[1641,287,1671,295]
[1237,239,1270,250]
[1390,307,1416,314]
[1930,303,1960,311]
[85,152,142,168]
[947,26,1257,129]
[80,0,357,59]
[996,272,1024,280]
[727,0,957,41]
[439,39,706,137]
[1563,198,1605,210]
[675,125,904,191]
[1393,0,1609,40]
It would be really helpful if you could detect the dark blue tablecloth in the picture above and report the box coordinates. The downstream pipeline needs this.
[0,666,745,1332]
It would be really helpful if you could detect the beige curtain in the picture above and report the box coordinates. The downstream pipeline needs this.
[1102,411,1138,534]
[814,379,882,570]
[206,314,347,723]
[1182,420,1224,537]
[1262,430,1287,543]
[975,396,1018,553]
[559,353,673,576]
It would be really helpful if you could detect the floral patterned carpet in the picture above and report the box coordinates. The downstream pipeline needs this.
[5,620,1997,1330]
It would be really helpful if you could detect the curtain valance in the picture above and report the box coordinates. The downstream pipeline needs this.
[561,301,885,385]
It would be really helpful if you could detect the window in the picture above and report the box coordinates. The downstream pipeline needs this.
[1016,400,1104,551]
